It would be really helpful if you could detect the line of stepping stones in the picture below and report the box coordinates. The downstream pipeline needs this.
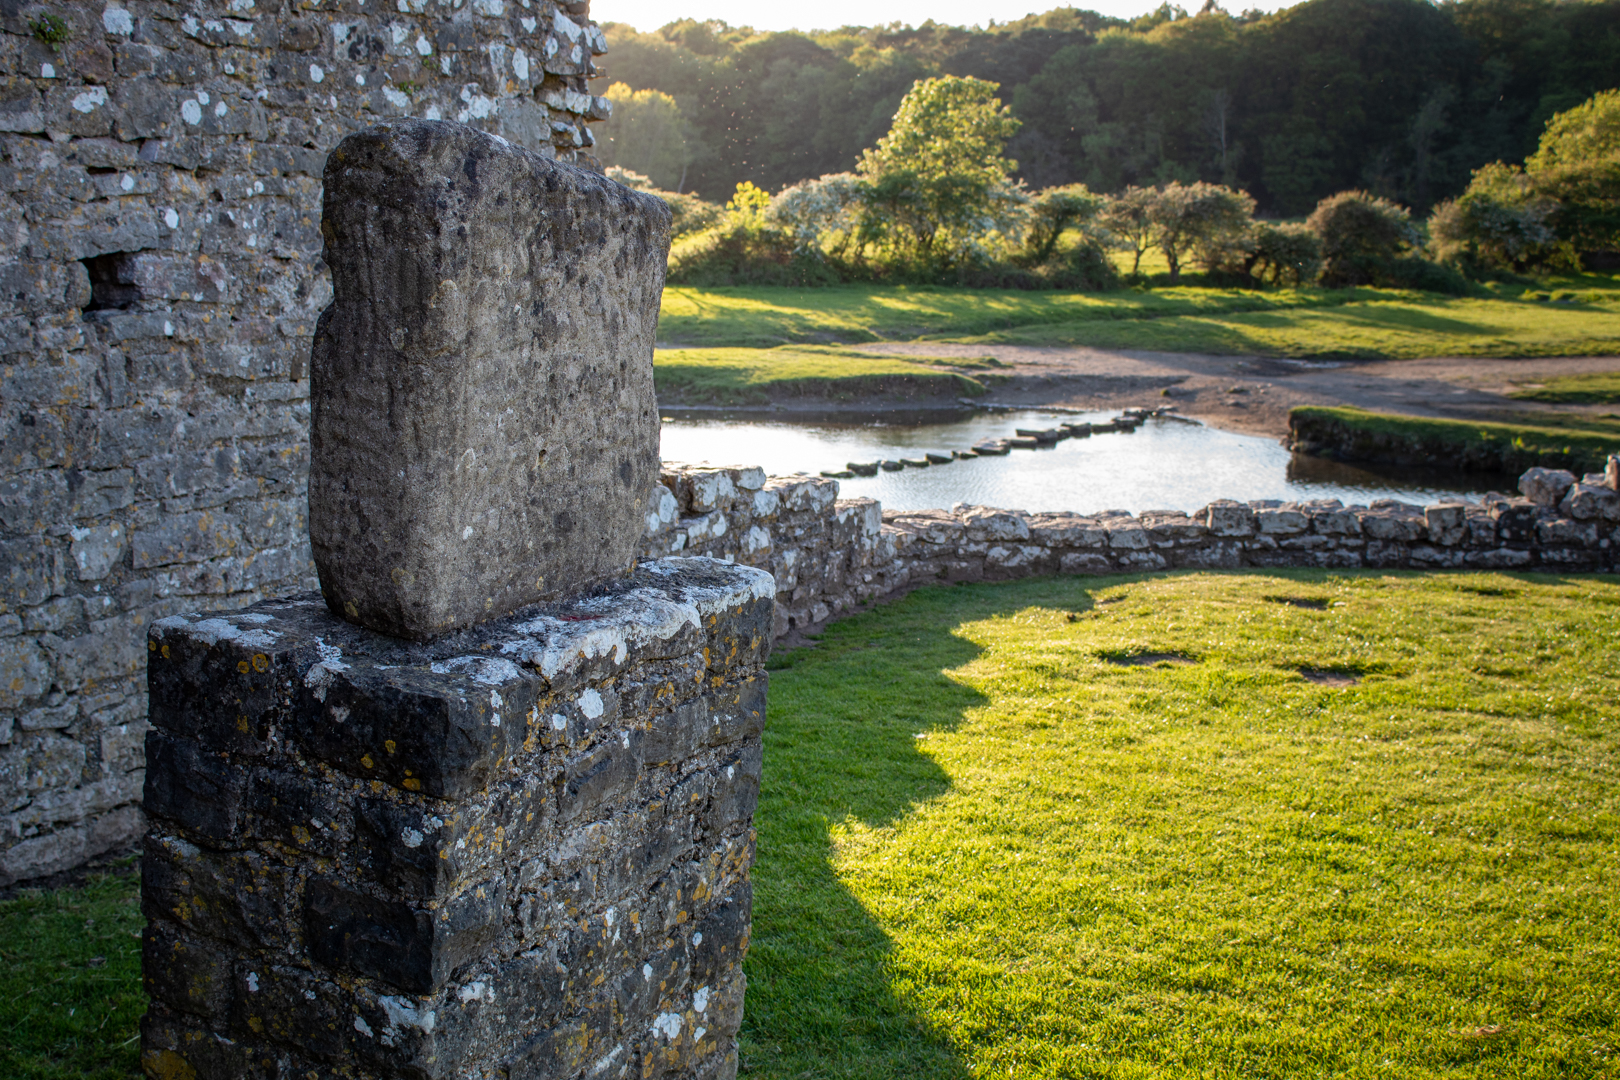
[822,407,1173,479]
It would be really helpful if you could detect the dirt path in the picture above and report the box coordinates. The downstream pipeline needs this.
[863,342,1620,438]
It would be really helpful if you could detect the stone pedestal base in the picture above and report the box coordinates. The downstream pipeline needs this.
[140,557,771,1080]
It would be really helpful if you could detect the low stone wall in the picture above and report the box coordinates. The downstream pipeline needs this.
[643,459,1620,638]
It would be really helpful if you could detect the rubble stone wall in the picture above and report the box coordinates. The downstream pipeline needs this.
[142,557,768,1080]
[0,0,611,885]
[643,461,1620,638]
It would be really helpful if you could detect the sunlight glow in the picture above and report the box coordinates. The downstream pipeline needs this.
[593,0,1302,34]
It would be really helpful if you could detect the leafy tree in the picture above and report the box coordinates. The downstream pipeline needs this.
[1428,162,1562,271]
[1307,190,1420,285]
[1523,88,1620,254]
[854,75,1023,268]
[1147,180,1255,281]
[1243,222,1323,286]
[1099,185,1159,276]
[594,83,699,192]
[1021,184,1107,264]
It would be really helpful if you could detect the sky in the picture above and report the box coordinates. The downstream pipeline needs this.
[592,0,1301,34]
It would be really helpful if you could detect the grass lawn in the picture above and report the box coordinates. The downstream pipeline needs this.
[747,570,1620,1079]
[655,277,1620,362]
[9,574,1617,1079]
[0,862,144,1080]
[1510,372,1620,405]
[653,344,997,404]
[1288,405,1620,474]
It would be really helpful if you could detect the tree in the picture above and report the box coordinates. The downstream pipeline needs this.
[1524,89,1620,255]
[1021,184,1106,265]
[594,83,699,192]
[1244,222,1322,286]
[1100,186,1159,277]
[1306,190,1420,286]
[855,75,1023,268]
[1429,162,1562,272]
[1147,180,1255,282]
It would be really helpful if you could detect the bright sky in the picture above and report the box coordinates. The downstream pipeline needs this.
[592,0,1301,34]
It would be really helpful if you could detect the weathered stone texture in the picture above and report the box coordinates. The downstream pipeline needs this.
[0,0,614,884]
[143,556,769,1080]
[311,121,668,639]
[645,460,1620,637]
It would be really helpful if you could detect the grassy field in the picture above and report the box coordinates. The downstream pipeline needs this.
[1289,405,1620,475]
[747,570,1620,1079]
[655,276,1620,362]
[653,344,998,405]
[1510,372,1620,405]
[9,574,1618,1079]
[0,862,144,1080]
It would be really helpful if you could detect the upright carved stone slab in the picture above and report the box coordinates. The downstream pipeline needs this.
[310,120,671,640]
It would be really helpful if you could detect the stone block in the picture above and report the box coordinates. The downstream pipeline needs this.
[1560,482,1620,522]
[1520,466,1576,508]
[308,120,671,640]
[1424,504,1467,546]
[1199,500,1255,537]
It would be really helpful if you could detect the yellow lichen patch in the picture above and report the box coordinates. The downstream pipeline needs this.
[384,739,396,755]
[360,755,374,770]
[403,778,422,791]
[252,654,269,672]
[142,1049,199,1080]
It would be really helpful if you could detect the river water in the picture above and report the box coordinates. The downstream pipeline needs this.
[659,409,1509,515]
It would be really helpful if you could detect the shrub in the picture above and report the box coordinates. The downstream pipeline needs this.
[1523,89,1620,256]
[666,182,839,286]
[1020,184,1106,266]
[1307,190,1422,287]
[767,173,861,254]
[604,166,720,239]
[1243,222,1323,287]
[1429,162,1566,273]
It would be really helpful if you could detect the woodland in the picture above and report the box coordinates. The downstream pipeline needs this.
[595,0,1620,217]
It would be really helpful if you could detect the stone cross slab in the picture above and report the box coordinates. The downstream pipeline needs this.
[310,120,672,640]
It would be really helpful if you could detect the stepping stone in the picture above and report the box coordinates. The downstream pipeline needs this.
[880,459,904,471]
[900,457,930,468]
[925,452,953,464]
[821,469,856,479]
[847,461,880,477]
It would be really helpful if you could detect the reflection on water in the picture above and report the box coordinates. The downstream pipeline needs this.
[659,409,1511,515]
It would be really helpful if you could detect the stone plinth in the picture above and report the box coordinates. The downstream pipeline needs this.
[310,120,671,641]
[140,557,770,1080]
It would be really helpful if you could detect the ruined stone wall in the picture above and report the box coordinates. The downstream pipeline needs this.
[644,461,1620,637]
[0,0,611,885]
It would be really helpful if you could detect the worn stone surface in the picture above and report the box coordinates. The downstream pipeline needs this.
[310,121,669,640]
[645,460,1620,638]
[142,556,769,1080]
[1,0,617,884]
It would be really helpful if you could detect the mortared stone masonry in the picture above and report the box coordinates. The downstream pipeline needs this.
[1,0,621,887]
[141,120,766,1079]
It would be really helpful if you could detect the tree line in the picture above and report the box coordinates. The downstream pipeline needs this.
[604,77,1618,290]
[594,0,1620,217]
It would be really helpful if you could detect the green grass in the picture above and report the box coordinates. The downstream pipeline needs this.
[0,863,144,1080]
[1510,372,1620,405]
[747,570,1620,1078]
[1290,405,1620,474]
[656,280,1620,361]
[6,575,1620,1078]
[653,344,992,405]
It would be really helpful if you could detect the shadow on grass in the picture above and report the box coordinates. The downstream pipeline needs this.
[741,585,1024,1079]
[743,585,1104,1078]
